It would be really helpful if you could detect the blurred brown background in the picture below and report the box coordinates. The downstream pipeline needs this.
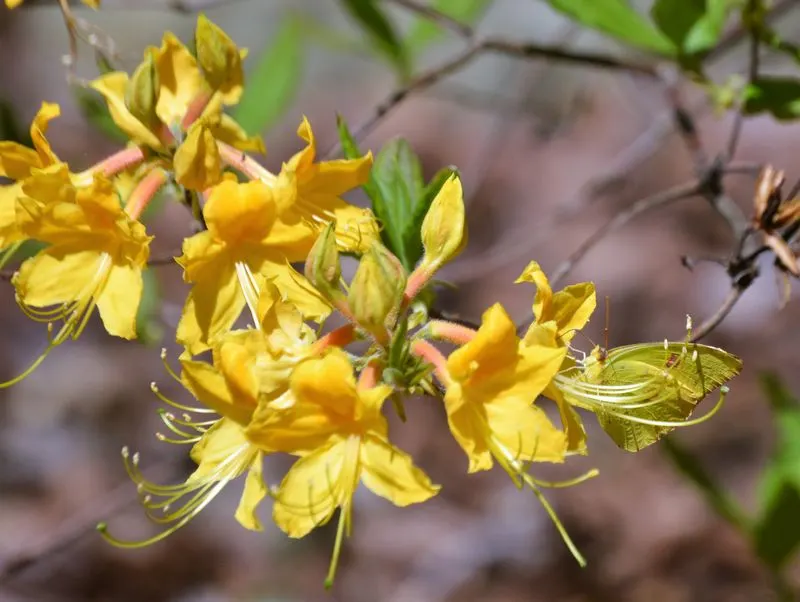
[1,1,800,600]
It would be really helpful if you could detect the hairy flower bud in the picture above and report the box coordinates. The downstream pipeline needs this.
[305,223,343,301]
[195,14,245,103]
[420,175,466,272]
[125,53,160,130]
[348,243,407,338]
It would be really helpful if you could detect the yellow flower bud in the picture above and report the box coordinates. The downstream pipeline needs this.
[174,123,222,191]
[420,175,466,272]
[125,53,161,130]
[304,222,343,301]
[195,14,245,104]
[348,243,407,338]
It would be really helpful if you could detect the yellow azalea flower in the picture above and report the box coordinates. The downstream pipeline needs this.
[90,18,261,189]
[250,350,439,586]
[271,118,378,254]
[176,177,331,353]
[3,166,151,386]
[442,303,568,477]
[0,102,61,251]
[517,262,596,454]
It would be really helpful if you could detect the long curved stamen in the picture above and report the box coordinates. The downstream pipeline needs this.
[2,254,113,388]
[100,444,253,547]
[0,241,23,270]
[522,473,587,567]
[150,382,215,415]
[596,386,728,428]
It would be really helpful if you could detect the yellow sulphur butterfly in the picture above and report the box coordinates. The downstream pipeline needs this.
[554,331,742,452]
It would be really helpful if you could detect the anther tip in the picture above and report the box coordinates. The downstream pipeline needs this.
[96,522,108,532]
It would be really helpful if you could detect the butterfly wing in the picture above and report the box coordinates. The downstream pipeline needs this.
[559,343,742,452]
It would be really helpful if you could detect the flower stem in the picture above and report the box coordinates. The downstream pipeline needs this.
[410,339,451,387]
[181,90,214,131]
[124,168,168,220]
[428,320,477,345]
[311,324,356,355]
[80,146,146,183]
[403,265,434,305]
[217,141,275,183]
[358,360,382,390]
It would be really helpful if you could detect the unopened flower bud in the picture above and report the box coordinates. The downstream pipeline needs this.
[195,14,244,103]
[125,53,160,130]
[348,243,407,338]
[419,175,466,272]
[305,223,343,301]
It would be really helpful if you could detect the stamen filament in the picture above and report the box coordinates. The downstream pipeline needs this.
[324,506,348,590]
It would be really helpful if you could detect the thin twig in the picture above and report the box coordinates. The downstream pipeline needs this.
[726,0,761,162]
[325,37,658,158]
[549,181,702,288]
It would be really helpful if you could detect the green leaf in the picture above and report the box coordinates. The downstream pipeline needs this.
[371,138,425,269]
[233,17,304,136]
[754,483,800,569]
[339,0,409,78]
[136,269,164,345]
[406,0,491,52]
[651,0,732,54]
[543,0,676,56]
[744,78,800,120]
[661,437,750,531]
[74,87,127,143]
[337,117,441,270]
[753,374,800,568]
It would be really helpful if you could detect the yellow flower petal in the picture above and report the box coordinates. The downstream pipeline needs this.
[260,260,332,324]
[517,261,596,343]
[0,183,24,247]
[235,453,268,531]
[96,262,143,339]
[189,417,252,480]
[442,384,494,473]
[204,179,276,244]
[180,358,256,426]
[446,303,519,384]
[174,124,223,192]
[272,438,350,538]
[484,396,567,463]
[246,399,341,454]
[0,143,41,180]
[90,73,164,150]
[14,248,104,308]
[360,436,440,506]
[155,32,206,127]
[291,351,359,418]
[30,102,60,167]
[176,261,243,354]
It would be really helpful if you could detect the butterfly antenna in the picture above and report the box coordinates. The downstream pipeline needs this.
[601,296,611,362]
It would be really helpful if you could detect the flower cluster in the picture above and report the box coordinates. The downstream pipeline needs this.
[0,12,742,588]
